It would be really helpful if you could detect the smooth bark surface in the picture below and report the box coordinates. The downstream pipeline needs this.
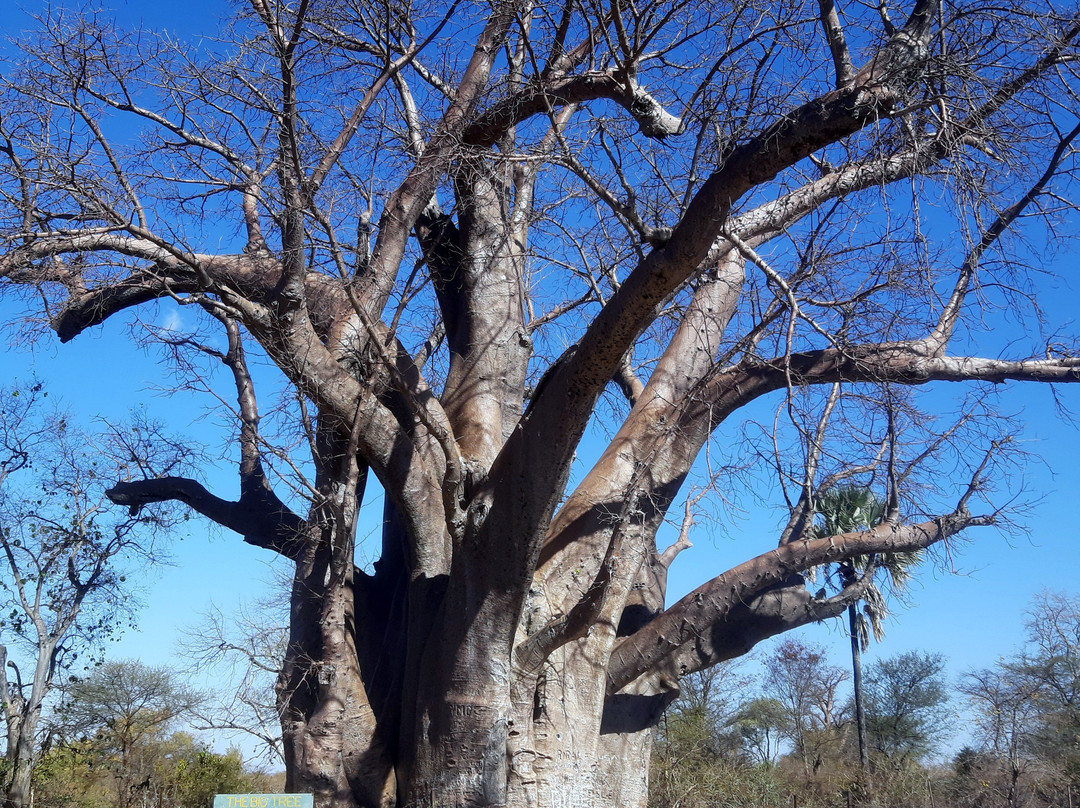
[2,0,1080,805]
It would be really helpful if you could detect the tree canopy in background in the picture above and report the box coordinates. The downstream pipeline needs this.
[35,660,275,808]
[651,600,1078,808]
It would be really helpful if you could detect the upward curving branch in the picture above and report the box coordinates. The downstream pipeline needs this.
[487,0,945,597]
[606,507,990,693]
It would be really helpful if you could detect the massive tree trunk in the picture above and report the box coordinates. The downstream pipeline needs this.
[278,424,396,808]
[3,0,1080,806]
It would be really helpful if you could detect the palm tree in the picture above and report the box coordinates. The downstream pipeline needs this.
[812,486,921,774]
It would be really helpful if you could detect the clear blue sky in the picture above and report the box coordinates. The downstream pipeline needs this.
[3,0,1080,760]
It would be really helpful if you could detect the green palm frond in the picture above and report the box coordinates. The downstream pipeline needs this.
[811,487,886,537]
[863,587,887,645]
[808,485,923,648]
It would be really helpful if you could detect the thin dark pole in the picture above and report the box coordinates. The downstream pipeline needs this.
[849,603,869,774]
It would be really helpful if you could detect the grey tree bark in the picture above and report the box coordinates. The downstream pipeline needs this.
[2,0,1080,806]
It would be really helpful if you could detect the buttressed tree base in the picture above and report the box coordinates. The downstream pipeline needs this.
[2,0,1079,805]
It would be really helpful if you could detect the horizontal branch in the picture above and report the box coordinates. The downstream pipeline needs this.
[657,571,874,683]
[606,509,988,693]
[706,345,1080,420]
[1,234,247,340]
[55,276,201,342]
[106,477,308,561]
[0,230,362,346]
[1,231,196,272]
[464,71,682,146]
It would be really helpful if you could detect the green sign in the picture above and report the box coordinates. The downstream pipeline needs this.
[213,796,313,808]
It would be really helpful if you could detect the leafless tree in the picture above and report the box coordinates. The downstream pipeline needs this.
[0,384,185,808]
[960,592,1080,807]
[1,0,1079,806]
[764,638,850,777]
[180,600,288,766]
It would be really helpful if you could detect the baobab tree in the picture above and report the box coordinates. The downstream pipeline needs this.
[1,0,1079,806]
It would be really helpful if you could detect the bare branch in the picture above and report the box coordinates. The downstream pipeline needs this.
[607,506,988,693]
[106,477,306,560]
[818,0,856,88]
